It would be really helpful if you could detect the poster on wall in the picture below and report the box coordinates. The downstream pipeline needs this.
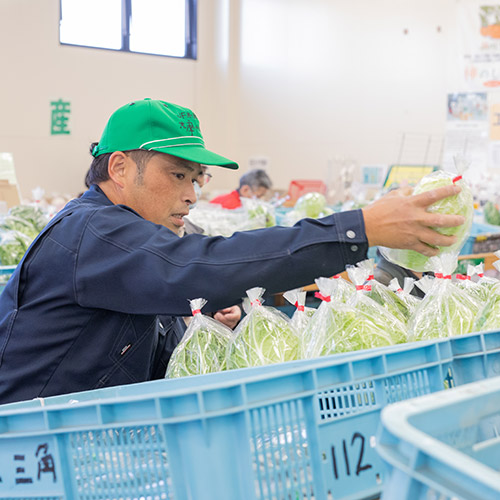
[457,1,500,90]
[487,97,500,167]
[442,92,489,172]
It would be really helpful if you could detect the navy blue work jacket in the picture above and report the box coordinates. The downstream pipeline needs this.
[0,185,367,404]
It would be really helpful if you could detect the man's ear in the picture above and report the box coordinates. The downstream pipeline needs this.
[107,152,129,189]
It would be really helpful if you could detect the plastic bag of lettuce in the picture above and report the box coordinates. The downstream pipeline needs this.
[301,277,365,358]
[408,253,480,341]
[388,277,421,317]
[356,259,412,323]
[473,284,500,332]
[380,158,474,272]
[346,266,408,348]
[226,287,300,368]
[166,298,235,378]
[241,198,276,228]
[283,288,316,335]
[294,192,334,219]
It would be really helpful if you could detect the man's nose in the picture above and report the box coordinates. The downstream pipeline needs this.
[184,182,197,205]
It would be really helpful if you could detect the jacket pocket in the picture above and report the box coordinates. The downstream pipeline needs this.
[0,309,18,367]
[95,315,157,388]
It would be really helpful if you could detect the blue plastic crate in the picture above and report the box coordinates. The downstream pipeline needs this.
[0,265,16,294]
[0,330,499,500]
[460,221,500,255]
[377,375,500,500]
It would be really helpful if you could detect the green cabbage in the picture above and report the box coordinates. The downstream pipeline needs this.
[227,288,300,368]
[302,303,364,357]
[166,299,235,378]
[474,291,500,332]
[167,324,233,378]
[408,280,479,340]
[294,192,331,218]
[352,294,408,347]
[355,260,411,322]
[484,201,500,226]
[283,288,316,335]
[380,170,474,272]
[345,267,408,349]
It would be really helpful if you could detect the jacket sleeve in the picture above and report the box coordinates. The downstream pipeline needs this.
[74,205,368,315]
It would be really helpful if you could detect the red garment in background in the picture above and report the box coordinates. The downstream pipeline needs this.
[209,190,242,209]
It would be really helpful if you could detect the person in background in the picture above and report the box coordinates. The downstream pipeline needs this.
[373,249,425,298]
[209,168,272,209]
[0,98,465,405]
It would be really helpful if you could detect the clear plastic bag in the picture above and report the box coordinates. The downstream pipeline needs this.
[240,197,276,228]
[408,254,480,341]
[294,192,334,219]
[475,261,500,297]
[455,264,488,304]
[473,285,500,332]
[356,259,411,323]
[388,277,421,317]
[301,277,364,358]
[331,273,356,303]
[186,202,252,236]
[166,298,235,378]
[226,287,300,368]
[379,158,474,272]
[283,288,316,335]
[414,275,435,296]
[346,267,408,348]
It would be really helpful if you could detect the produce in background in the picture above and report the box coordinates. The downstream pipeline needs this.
[379,157,474,272]
[283,288,316,335]
[356,259,411,322]
[484,200,500,226]
[346,267,408,348]
[241,197,276,228]
[166,298,235,378]
[294,192,334,219]
[0,205,49,265]
[226,287,300,369]
[301,277,364,358]
[408,254,480,341]
[388,277,421,317]
[187,203,257,236]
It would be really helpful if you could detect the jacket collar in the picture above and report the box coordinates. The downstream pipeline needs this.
[79,184,114,206]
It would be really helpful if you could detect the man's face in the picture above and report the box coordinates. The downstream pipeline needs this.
[240,184,269,200]
[122,153,203,232]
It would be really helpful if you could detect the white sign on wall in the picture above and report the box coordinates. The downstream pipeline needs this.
[457,1,500,90]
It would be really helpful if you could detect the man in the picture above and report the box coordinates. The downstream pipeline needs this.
[209,168,272,209]
[0,98,464,404]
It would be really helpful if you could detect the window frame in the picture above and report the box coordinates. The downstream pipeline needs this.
[59,0,197,60]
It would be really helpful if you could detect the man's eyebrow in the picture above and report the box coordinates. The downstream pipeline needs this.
[164,158,197,172]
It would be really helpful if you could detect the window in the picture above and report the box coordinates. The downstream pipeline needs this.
[59,0,197,59]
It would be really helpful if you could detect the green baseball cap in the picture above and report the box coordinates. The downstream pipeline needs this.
[92,98,238,169]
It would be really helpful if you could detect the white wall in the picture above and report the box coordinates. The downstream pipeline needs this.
[0,0,459,199]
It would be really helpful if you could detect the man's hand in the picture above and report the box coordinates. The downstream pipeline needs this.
[362,185,466,256]
[214,305,241,329]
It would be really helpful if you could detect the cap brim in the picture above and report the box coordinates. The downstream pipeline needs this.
[149,145,239,169]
